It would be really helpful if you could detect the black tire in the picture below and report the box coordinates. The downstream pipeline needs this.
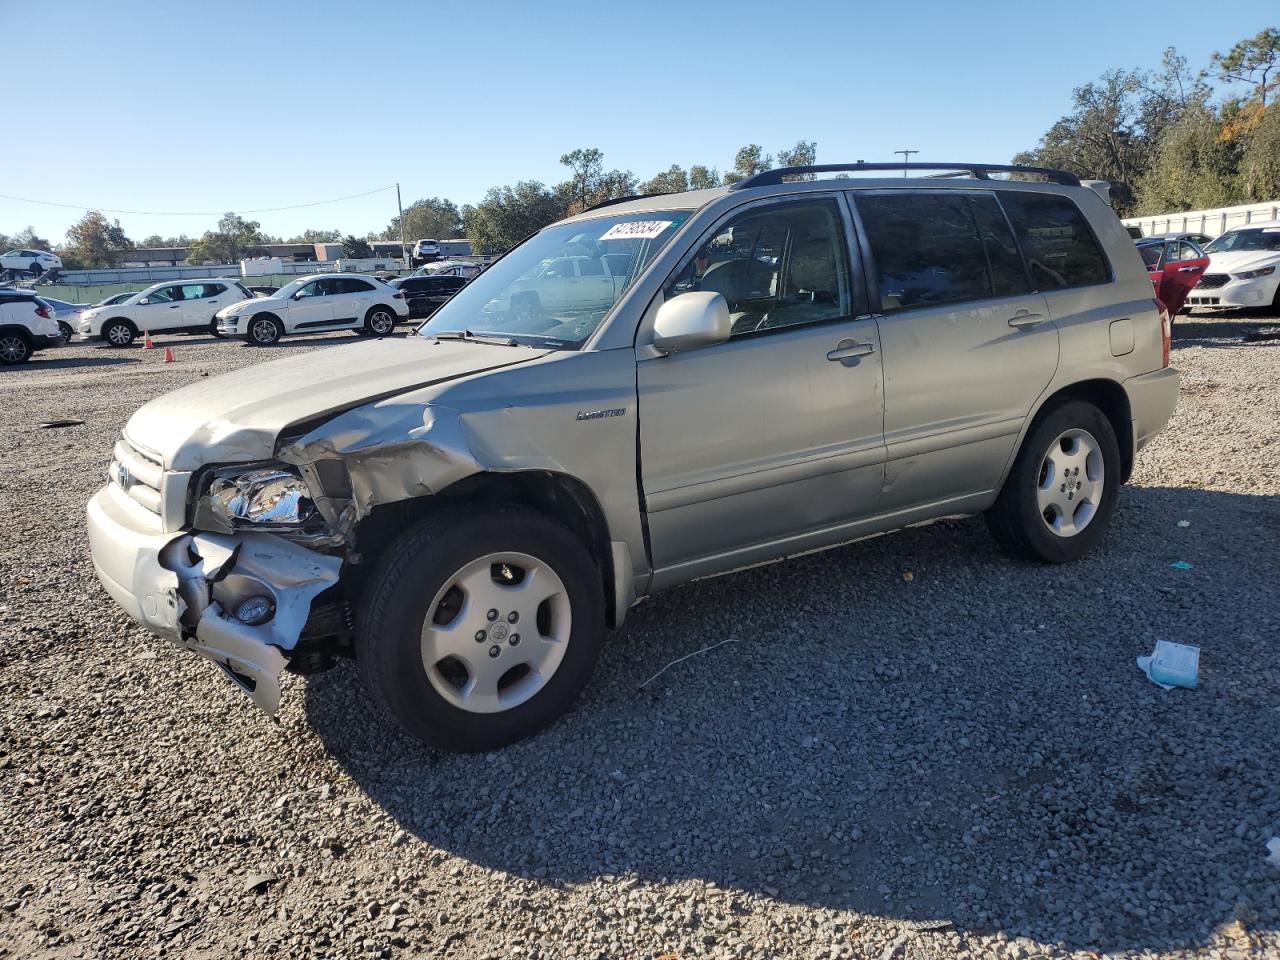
[209,318,226,339]
[57,320,73,344]
[102,318,136,347]
[0,330,32,365]
[29,263,42,278]
[364,305,396,336]
[985,399,1121,563]
[356,506,606,752]
[247,314,282,346]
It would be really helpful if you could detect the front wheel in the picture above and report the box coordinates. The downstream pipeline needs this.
[0,331,32,365]
[29,263,42,278]
[985,400,1120,563]
[248,315,282,346]
[356,507,605,751]
[57,320,73,344]
[102,319,136,347]
[209,318,226,339]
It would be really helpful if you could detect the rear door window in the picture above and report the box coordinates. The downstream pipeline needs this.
[855,192,1029,312]
[998,192,1111,290]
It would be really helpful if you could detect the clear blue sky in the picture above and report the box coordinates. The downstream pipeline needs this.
[3,0,1275,244]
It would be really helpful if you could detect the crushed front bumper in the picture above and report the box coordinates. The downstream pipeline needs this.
[87,485,341,712]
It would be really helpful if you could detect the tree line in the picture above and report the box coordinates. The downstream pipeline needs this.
[1,140,817,267]
[1016,28,1280,216]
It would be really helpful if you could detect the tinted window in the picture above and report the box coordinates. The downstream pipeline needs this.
[145,286,179,303]
[999,192,1110,289]
[344,278,375,293]
[667,198,851,336]
[856,192,1028,312]
[1137,244,1162,269]
[577,258,604,276]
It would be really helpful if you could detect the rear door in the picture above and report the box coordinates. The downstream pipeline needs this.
[178,282,225,327]
[329,277,375,328]
[852,189,1058,511]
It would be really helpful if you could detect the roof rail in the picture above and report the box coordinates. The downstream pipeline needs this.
[728,162,1081,190]
[583,192,666,212]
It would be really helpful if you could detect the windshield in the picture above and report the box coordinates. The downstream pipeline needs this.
[418,211,690,347]
[1205,228,1280,254]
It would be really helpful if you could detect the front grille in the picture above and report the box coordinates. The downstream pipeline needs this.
[1196,274,1230,289]
[109,434,165,517]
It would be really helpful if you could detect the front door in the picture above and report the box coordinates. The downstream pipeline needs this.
[287,279,335,330]
[852,189,1060,511]
[637,196,886,585]
[137,284,187,331]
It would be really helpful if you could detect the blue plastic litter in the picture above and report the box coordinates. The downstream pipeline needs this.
[1137,640,1200,690]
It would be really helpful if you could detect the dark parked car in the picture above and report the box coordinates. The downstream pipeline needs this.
[388,274,468,319]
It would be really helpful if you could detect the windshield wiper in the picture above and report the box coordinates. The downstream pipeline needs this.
[431,329,519,346]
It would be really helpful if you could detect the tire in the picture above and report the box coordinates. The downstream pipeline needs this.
[102,319,136,347]
[985,399,1121,564]
[29,263,42,278]
[209,318,226,340]
[57,320,73,344]
[356,506,606,752]
[364,305,396,336]
[248,314,282,346]
[0,331,32,365]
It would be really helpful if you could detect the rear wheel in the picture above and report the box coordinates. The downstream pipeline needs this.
[102,319,136,347]
[356,506,605,751]
[0,331,32,365]
[985,400,1120,563]
[248,314,282,346]
[28,263,42,278]
[364,305,396,336]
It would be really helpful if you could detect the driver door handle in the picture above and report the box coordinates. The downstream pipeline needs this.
[1008,310,1046,328]
[1177,265,1203,273]
[827,341,875,362]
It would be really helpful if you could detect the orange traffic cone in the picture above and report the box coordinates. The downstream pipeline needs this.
[142,331,154,349]
[162,346,175,363]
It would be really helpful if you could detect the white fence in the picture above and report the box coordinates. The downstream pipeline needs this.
[1124,200,1280,239]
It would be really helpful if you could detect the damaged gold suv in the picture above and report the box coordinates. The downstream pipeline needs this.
[87,162,1180,750]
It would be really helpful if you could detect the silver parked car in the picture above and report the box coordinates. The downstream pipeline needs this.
[86,161,1179,750]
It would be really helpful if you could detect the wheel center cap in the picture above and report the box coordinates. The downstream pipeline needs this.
[491,623,509,641]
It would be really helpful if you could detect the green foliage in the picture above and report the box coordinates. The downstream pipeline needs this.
[722,144,773,185]
[462,181,566,252]
[185,212,276,264]
[1239,103,1280,200]
[63,211,134,268]
[2,226,53,252]
[1135,104,1242,213]
[289,228,342,243]
[1212,28,1280,106]
[377,198,462,244]
[558,148,637,214]
[341,235,373,258]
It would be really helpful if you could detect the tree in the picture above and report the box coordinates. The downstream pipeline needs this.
[558,148,636,214]
[722,144,773,185]
[689,165,720,190]
[1135,103,1241,213]
[140,233,192,248]
[377,197,462,244]
[463,181,565,252]
[1239,103,1280,201]
[185,212,275,264]
[1212,28,1280,107]
[777,140,818,180]
[289,228,342,243]
[341,235,373,258]
[639,164,690,195]
[3,226,52,251]
[63,210,134,268]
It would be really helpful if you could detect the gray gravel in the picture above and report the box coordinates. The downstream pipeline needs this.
[1,318,1278,960]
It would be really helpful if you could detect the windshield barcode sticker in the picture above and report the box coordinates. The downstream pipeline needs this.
[600,220,674,241]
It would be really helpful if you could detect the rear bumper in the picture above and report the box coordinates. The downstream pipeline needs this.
[1125,367,1180,455]
[87,486,341,713]
[31,334,61,350]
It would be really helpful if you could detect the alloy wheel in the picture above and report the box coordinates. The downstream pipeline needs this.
[0,335,29,363]
[1036,428,1105,537]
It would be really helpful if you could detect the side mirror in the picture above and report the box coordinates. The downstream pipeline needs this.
[652,292,731,354]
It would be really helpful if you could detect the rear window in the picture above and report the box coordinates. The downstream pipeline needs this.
[855,192,1029,312]
[999,192,1111,290]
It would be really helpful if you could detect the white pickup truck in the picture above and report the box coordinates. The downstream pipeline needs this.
[486,254,630,322]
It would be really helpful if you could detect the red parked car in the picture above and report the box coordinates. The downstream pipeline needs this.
[1136,237,1209,315]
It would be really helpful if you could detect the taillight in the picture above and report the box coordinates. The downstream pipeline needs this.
[1156,298,1171,368]
[35,305,51,319]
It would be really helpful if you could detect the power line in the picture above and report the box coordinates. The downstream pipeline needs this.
[0,184,398,217]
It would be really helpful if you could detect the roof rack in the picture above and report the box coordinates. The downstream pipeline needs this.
[583,192,666,212]
[728,162,1081,190]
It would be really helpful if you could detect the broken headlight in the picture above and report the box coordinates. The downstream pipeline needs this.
[204,466,316,527]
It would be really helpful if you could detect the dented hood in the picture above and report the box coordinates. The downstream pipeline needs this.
[125,336,549,470]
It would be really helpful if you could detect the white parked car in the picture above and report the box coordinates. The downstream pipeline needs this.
[412,238,440,264]
[1,248,62,278]
[215,273,409,345]
[482,254,629,323]
[0,289,63,365]
[78,278,255,346]
[1187,222,1280,311]
[414,259,482,280]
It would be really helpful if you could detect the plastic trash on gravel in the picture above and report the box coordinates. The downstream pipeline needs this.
[1137,640,1200,690]
[1266,837,1280,869]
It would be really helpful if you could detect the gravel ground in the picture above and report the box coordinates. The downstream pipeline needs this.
[1,318,1278,960]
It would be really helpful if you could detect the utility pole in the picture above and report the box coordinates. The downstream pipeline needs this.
[396,182,407,270]
[894,149,918,177]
